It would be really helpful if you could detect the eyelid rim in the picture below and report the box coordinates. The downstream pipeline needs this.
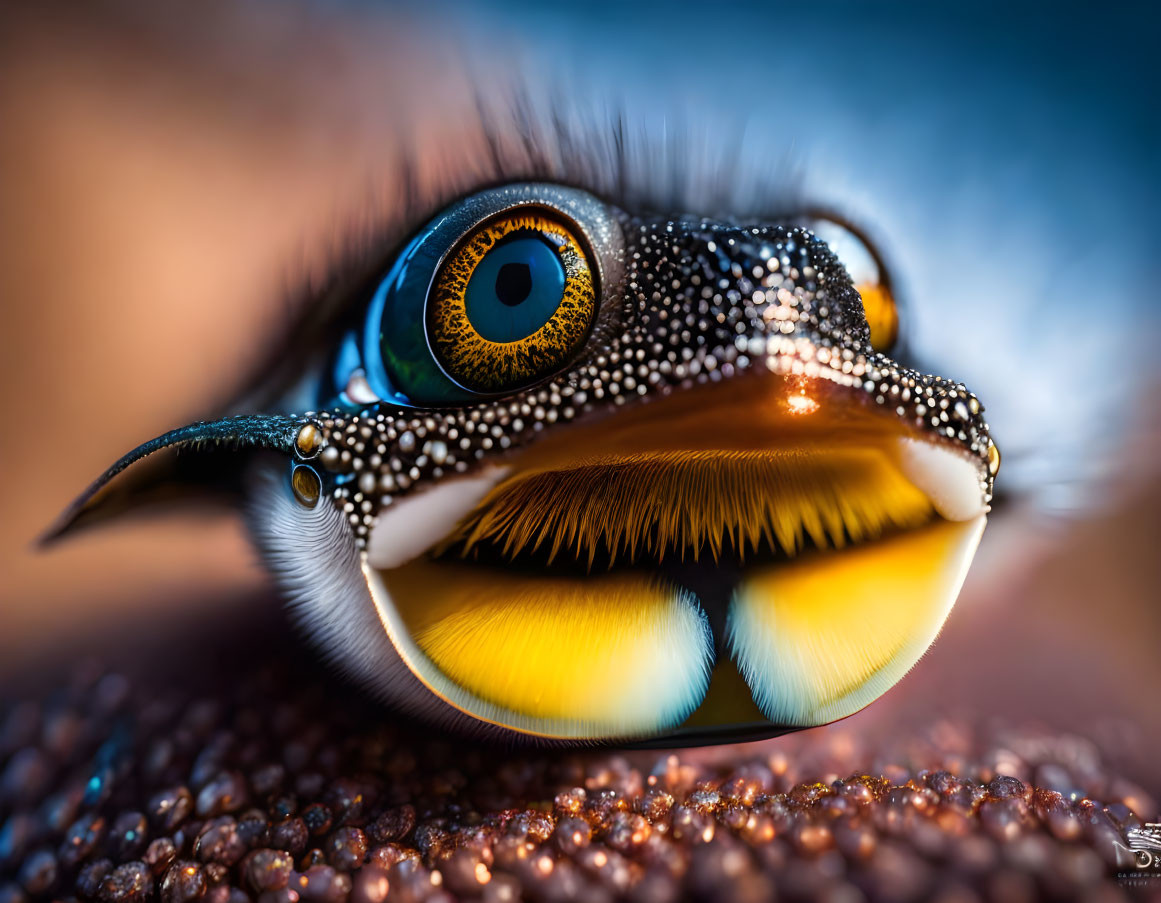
[364,182,624,404]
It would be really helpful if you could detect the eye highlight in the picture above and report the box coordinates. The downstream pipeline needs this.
[428,209,597,393]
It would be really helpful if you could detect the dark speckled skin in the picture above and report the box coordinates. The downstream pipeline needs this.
[48,207,995,561]
[312,216,994,548]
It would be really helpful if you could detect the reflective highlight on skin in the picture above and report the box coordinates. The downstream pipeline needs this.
[436,374,941,568]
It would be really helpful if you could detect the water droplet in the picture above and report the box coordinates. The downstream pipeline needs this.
[295,423,322,458]
[987,441,1001,476]
[292,466,321,509]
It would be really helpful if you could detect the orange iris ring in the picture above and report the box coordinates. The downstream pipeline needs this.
[427,208,598,394]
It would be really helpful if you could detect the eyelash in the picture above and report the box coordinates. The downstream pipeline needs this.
[234,98,813,417]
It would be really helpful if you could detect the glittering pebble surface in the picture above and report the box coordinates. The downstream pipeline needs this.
[1,623,1156,903]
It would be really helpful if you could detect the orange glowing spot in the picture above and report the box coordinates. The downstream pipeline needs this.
[857,281,900,351]
[787,393,819,415]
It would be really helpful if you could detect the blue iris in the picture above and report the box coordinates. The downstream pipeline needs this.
[464,235,565,343]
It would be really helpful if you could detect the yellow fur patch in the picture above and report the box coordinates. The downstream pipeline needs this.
[440,447,934,568]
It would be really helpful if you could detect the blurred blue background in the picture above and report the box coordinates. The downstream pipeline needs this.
[445,0,1160,511]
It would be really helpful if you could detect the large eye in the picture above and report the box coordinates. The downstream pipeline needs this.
[428,209,597,392]
[347,184,617,407]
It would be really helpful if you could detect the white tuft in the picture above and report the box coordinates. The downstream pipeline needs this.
[366,466,509,569]
[896,437,986,522]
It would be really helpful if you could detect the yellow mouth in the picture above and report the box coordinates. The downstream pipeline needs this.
[364,371,988,740]
[435,372,981,566]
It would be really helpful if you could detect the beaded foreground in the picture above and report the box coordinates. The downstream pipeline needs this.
[0,639,1151,903]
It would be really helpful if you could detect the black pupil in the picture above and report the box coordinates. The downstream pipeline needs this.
[495,262,532,307]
